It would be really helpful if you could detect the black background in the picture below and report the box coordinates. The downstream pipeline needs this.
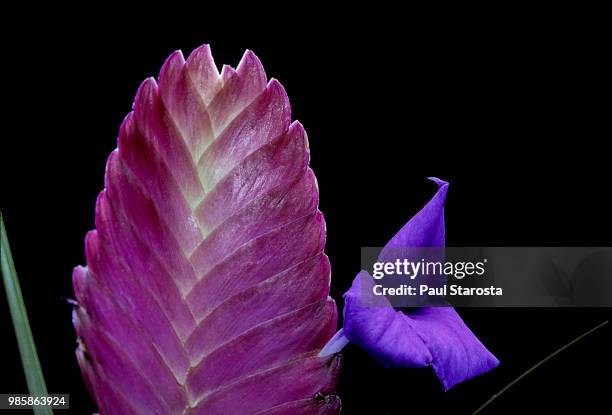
[1,12,610,414]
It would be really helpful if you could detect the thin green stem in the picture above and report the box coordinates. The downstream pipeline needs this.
[1,213,53,415]
[473,319,609,415]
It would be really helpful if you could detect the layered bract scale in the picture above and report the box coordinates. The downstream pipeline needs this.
[72,45,341,415]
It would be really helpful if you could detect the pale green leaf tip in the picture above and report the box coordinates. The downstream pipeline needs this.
[1,213,53,415]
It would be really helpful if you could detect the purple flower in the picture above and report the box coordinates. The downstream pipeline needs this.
[320,178,499,390]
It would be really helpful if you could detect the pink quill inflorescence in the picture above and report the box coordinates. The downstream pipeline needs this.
[72,45,341,415]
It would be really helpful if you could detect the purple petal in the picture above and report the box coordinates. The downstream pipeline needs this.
[343,272,499,390]
[341,178,499,390]
[382,177,448,252]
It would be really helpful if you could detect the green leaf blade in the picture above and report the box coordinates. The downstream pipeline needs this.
[1,213,53,415]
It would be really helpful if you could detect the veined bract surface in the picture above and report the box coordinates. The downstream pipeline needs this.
[72,45,341,415]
